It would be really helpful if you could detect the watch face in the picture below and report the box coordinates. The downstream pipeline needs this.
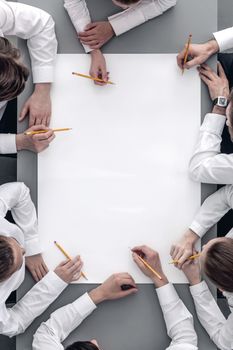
[218,97,228,107]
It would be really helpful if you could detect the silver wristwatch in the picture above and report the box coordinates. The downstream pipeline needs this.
[213,96,228,108]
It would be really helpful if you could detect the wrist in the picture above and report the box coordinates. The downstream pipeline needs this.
[189,277,202,286]
[90,49,101,57]
[206,39,219,55]
[89,286,106,305]
[152,274,169,288]
[16,133,27,151]
[184,229,199,244]
[34,83,51,96]
[212,105,226,116]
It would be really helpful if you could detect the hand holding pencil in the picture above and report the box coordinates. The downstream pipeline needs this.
[132,246,169,288]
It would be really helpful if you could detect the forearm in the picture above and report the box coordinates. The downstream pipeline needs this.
[64,0,92,52]
[108,0,177,36]
[33,292,96,348]
[156,283,197,347]
[190,281,232,350]
[0,271,67,337]
[189,186,231,238]
[188,113,233,184]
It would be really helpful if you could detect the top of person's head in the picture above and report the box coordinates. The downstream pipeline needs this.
[0,235,15,282]
[66,341,99,350]
[117,0,140,3]
[0,37,29,102]
[203,237,233,292]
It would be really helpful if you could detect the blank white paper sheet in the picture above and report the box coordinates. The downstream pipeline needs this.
[38,54,201,283]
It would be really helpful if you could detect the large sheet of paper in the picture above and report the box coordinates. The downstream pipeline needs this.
[38,54,201,283]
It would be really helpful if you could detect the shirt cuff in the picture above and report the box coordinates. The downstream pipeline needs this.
[0,134,17,154]
[200,113,226,135]
[156,283,179,306]
[25,238,42,257]
[43,270,68,291]
[73,293,97,317]
[190,280,208,296]
[108,9,145,36]
[213,27,233,52]
[189,221,206,238]
[32,67,54,83]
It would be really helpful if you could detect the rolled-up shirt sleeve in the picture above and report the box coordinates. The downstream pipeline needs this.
[189,185,233,238]
[213,27,233,53]
[108,0,177,36]
[0,134,17,154]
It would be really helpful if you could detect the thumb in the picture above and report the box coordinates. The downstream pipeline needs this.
[19,101,29,121]
[217,61,226,78]
[85,22,96,31]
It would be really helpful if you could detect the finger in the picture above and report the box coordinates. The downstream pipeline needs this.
[47,134,56,144]
[72,272,81,281]
[42,261,49,274]
[19,102,30,122]
[170,244,176,256]
[177,251,193,269]
[199,65,217,79]
[84,22,97,31]
[80,35,97,43]
[36,267,44,280]
[31,269,39,282]
[119,288,138,297]
[41,115,49,128]
[119,277,137,288]
[33,129,53,141]
[79,29,96,38]
[69,260,83,273]
[38,265,46,279]
[89,43,102,50]
[132,252,146,270]
[185,57,202,69]
[199,73,212,86]
[217,61,227,79]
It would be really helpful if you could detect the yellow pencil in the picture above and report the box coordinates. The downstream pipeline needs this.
[182,34,192,74]
[136,253,162,280]
[169,253,201,265]
[24,128,72,136]
[54,241,88,280]
[72,72,115,85]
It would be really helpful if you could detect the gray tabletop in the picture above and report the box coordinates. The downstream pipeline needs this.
[16,0,218,349]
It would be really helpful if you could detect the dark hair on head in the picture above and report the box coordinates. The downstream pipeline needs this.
[0,235,14,282]
[66,341,99,350]
[204,237,233,292]
[0,37,29,102]
[118,0,140,4]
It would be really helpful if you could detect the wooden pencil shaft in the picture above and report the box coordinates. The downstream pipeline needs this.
[54,241,87,280]
[25,128,71,136]
[182,34,192,74]
[169,252,201,264]
[72,72,114,85]
[137,255,162,280]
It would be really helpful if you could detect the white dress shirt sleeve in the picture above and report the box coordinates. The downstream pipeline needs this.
[108,0,177,36]
[156,283,198,350]
[0,271,67,337]
[0,182,41,256]
[0,134,17,154]
[213,27,233,53]
[32,293,97,350]
[189,113,233,184]
[189,185,233,238]
[0,0,57,82]
[190,281,233,350]
[64,0,92,53]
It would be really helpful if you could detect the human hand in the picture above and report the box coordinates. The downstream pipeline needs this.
[25,254,49,282]
[90,49,109,86]
[180,258,201,286]
[79,21,114,50]
[54,256,83,283]
[177,40,219,70]
[170,229,199,269]
[197,62,230,100]
[19,83,52,127]
[16,125,55,153]
[132,245,168,287]
[89,273,137,304]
